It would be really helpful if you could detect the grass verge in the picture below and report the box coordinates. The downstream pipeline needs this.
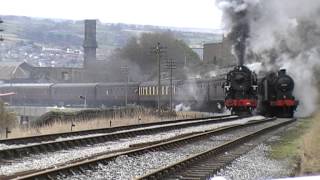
[6,111,204,138]
[269,113,320,176]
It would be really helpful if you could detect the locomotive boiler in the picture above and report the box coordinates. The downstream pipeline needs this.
[224,65,258,115]
[258,69,298,118]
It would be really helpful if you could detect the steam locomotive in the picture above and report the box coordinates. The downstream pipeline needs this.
[224,65,258,115]
[0,67,298,117]
[258,69,299,118]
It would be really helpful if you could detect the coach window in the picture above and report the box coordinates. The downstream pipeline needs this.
[106,89,109,96]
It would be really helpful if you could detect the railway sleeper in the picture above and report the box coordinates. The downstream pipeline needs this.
[38,145,48,153]
[31,146,40,154]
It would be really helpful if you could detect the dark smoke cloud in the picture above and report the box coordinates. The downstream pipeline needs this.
[216,0,258,65]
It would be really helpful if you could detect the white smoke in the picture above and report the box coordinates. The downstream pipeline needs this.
[175,103,191,112]
[277,50,320,117]
[217,0,320,117]
[246,62,262,74]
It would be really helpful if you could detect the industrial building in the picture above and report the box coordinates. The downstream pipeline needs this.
[0,20,108,83]
[0,19,238,83]
[203,36,236,67]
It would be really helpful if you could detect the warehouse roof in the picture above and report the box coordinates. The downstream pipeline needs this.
[0,61,33,80]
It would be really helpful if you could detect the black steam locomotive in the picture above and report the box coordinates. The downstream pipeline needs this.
[258,69,298,118]
[0,67,298,117]
[224,65,258,115]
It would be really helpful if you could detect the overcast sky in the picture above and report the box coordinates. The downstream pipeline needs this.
[0,0,222,29]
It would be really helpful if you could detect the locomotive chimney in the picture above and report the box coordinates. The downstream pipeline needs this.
[279,69,286,76]
[83,19,97,68]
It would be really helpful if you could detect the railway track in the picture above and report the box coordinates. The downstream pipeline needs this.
[0,115,238,160]
[0,115,231,145]
[7,117,292,180]
[137,118,296,180]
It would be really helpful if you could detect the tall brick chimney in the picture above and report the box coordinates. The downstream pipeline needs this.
[83,19,97,68]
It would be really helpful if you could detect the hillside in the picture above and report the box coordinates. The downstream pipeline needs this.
[0,15,221,68]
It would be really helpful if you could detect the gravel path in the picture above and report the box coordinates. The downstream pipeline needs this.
[0,116,265,176]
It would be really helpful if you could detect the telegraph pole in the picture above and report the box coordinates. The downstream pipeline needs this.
[165,59,176,112]
[152,42,166,116]
[0,18,4,61]
[0,18,3,42]
[120,66,129,107]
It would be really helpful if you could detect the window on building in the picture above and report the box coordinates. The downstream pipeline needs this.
[213,56,217,65]
[62,72,70,81]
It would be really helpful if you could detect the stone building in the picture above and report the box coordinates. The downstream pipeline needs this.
[203,36,236,67]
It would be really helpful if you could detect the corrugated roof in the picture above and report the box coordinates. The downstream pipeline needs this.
[0,83,53,87]
[0,62,32,80]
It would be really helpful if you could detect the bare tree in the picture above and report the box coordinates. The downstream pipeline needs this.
[119,31,200,80]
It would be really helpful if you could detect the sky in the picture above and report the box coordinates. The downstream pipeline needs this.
[0,0,222,29]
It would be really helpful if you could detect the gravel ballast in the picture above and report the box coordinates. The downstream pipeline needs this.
[0,116,265,176]
[58,118,283,179]
[213,144,293,180]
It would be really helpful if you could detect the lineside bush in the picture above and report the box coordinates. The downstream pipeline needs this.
[0,100,17,137]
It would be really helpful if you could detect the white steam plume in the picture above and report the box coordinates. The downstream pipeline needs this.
[217,0,320,117]
[175,103,191,112]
